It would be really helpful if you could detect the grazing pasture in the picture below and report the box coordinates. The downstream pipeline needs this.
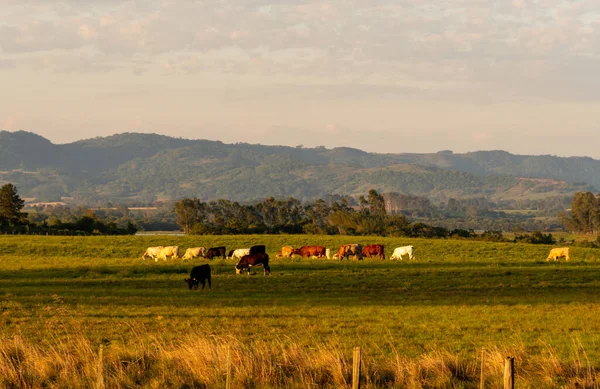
[1,235,600,388]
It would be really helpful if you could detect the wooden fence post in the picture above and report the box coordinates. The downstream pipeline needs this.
[96,345,105,389]
[352,346,361,389]
[225,345,231,389]
[504,356,514,389]
[480,347,485,389]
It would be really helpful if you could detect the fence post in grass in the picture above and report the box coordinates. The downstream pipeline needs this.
[352,346,362,389]
[96,345,105,389]
[480,347,485,389]
[225,345,232,389]
[503,356,514,389]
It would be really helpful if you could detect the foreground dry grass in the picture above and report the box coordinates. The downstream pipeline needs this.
[1,330,599,389]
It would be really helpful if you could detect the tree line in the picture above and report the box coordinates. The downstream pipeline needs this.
[172,189,547,240]
[3,180,597,239]
[0,184,136,235]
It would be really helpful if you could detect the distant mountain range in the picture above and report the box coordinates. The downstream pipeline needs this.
[0,130,595,204]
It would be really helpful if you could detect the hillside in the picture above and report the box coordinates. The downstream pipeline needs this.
[0,130,595,204]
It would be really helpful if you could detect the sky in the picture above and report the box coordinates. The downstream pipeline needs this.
[1,1,600,157]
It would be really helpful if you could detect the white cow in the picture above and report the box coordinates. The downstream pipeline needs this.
[142,246,163,261]
[546,247,570,262]
[182,247,206,260]
[157,246,179,262]
[228,248,250,260]
[390,245,415,260]
[325,248,331,259]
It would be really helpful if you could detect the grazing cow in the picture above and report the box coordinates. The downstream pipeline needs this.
[158,246,179,261]
[184,264,212,290]
[206,246,226,260]
[182,247,206,260]
[142,246,163,261]
[362,244,385,260]
[547,247,570,262]
[228,248,250,260]
[390,245,415,260]
[291,246,327,258]
[276,246,295,258]
[250,245,266,255]
[335,244,363,260]
[236,253,270,275]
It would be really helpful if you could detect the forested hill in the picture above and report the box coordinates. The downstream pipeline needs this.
[0,130,595,204]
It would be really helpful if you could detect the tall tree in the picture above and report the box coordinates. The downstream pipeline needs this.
[570,192,597,233]
[367,189,386,216]
[561,191,600,233]
[0,183,27,224]
[174,197,203,234]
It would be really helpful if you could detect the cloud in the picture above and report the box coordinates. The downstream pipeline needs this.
[2,0,600,159]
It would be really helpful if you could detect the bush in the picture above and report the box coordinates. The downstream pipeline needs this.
[514,231,555,245]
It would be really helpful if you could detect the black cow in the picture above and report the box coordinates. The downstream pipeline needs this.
[205,246,226,260]
[236,253,270,275]
[184,264,212,290]
[249,245,266,255]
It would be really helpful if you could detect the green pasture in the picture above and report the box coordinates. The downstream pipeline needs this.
[1,235,600,363]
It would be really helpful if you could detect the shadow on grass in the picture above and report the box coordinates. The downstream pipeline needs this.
[2,261,600,308]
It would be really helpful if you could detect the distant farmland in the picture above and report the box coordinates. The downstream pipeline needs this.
[1,235,600,388]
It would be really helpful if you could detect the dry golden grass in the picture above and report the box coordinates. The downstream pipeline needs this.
[2,330,600,388]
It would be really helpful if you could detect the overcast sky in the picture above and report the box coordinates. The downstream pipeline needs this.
[1,1,599,157]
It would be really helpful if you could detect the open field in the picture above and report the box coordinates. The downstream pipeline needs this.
[2,235,600,388]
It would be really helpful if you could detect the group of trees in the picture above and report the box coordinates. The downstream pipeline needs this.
[0,184,136,235]
[173,189,491,238]
[171,188,571,237]
[175,190,398,236]
[559,191,600,234]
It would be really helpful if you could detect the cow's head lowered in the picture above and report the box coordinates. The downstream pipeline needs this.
[184,278,199,290]
[235,263,244,275]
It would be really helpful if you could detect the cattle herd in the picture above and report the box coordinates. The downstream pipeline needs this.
[140,243,415,290]
[141,243,571,291]
[142,244,415,263]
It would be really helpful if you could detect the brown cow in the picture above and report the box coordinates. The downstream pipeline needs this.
[291,246,326,258]
[276,246,295,258]
[206,246,226,260]
[362,244,384,260]
[335,244,363,260]
[236,253,271,275]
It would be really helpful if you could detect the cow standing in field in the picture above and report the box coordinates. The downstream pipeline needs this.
[184,264,212,290]
[547,247,570,261]
[276,246,294,258]
[362,244,385,260]
[250,245,266,255]
[228,248,250,260]
[206,246,226,260]
[390,245,415,260]
[291,246,327,258]
[335,244,363,260]
[236,253,270,275]
[182,247,206,260]
[142,246,163,261]
[158,246,179,261]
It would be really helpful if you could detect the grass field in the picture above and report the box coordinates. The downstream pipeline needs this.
[1,235,600,388]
